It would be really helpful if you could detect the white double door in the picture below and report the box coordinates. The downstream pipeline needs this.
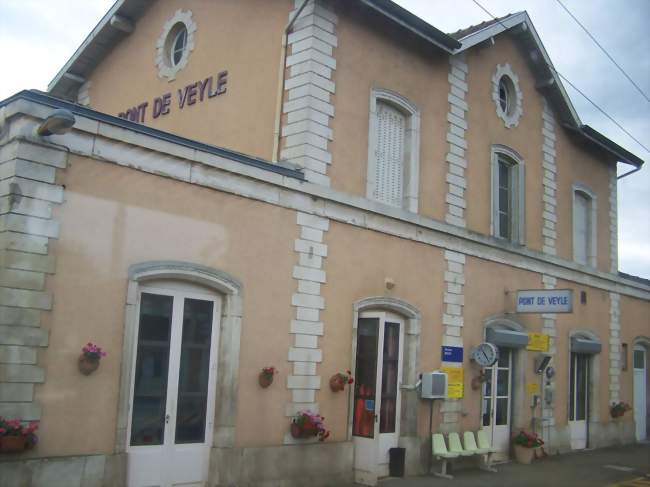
[569,352,589,450]
[353,311,404,486]
[481,346,512,459]
[127,283,221,487]
[633,345,647,441]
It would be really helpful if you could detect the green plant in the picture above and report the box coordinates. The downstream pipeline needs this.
[512,430,543,448]
[291,411,330,441]
[0,417,38,448]
[610,402,632,418]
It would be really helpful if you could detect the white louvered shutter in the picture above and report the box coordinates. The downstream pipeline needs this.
[574,192,589,264]
[374,102,405,207]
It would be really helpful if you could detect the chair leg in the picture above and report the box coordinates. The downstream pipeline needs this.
[433,458,454,480]
[480,453,497,473]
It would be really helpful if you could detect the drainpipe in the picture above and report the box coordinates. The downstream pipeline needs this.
[272,0,311,163]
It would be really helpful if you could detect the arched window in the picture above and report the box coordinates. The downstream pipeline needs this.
[367,89,420,213]
[491,145,525,244]
[572,184,597,266]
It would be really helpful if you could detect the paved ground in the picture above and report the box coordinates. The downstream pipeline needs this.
[344,443,650,487]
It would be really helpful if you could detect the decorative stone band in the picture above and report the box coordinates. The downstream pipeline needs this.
[0,139,66,422]
[608,168,618,274]
[280,0,338,187]
[541,274,557,427]
[285,211,329,444]
[608,292,621,403]
[439,250,466,432]
[541,99,558,256]
[445,54,469,228]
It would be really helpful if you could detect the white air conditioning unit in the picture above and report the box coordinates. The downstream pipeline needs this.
[419,371,448,399]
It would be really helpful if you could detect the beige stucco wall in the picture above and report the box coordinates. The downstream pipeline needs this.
[619,294,650,430]
[86,0,292,161]
[322,220,446,439]
[554,125,615,272]
[327,2,449,221]
[465,34,544,251]
[35,154,297,457]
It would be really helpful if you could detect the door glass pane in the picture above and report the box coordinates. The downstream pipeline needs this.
[175,298,214,444]
[496,369,509,397]
[131,293,173,446]
[497,347,510,367]
[576,354,588,421]
[483,367,492,397]
[380,322,400,433]
[634,350,645,369]
[353,318,378,438]
[482,397,491,426]
[495,397,508,425]
[570,353,576,421]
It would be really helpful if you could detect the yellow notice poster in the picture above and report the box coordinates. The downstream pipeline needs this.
[527,382,540,395]
[447,383,464,399]
[527,332,550,352]
[441,367,464,398]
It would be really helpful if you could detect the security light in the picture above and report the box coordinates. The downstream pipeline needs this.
[37,109,75,136]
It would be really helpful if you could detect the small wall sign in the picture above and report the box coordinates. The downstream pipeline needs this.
[527,332,550,352]
[516,289,573,313]
[441,346,463,363]
[441,366,464,399]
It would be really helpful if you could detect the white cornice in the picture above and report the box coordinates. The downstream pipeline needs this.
[4,98,649,301]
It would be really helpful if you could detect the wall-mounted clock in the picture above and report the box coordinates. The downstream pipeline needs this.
[471,342,499,367]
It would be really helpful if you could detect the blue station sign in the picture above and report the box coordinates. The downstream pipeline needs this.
[441,346,463,363]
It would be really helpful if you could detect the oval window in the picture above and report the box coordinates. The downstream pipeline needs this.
[169,24,188,67]
[498,75,515,116]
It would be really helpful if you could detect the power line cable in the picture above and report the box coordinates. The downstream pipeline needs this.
[469,0,650,154]
[554,0,649,103]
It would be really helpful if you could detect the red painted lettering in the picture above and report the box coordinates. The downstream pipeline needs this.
[161,93,171,115]
[216,70,228,95]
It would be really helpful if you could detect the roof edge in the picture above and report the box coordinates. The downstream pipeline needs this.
[1,90,305,181]
[48,0,126,94]
[567,124,644,168]
[360,0,461,52]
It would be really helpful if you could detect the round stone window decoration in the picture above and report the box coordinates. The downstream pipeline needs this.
[492,63,523,128]
[155,9,197,81]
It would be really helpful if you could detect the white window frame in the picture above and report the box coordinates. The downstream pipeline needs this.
[491,64,523,128]
[490,145,525,245]
[572,183,598,267]
[366,88,420,213]
[156,9,197,81]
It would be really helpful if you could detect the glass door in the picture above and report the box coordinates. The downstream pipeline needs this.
[569,352,589,449]
[352,312,404,485]
[127,288,220,487]
[633,346,647,441]
[481,346,512,457]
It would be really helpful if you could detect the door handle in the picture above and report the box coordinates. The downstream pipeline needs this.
[165,414,170,424]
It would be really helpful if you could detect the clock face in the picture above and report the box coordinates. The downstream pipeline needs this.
[472,343,499,367]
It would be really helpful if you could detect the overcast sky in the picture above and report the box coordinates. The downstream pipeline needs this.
[1,0,648,278]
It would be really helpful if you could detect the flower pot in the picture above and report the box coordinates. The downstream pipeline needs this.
[78,355,100,375]
[0,436,26,453]
[513,444,536,464]
[290,422,316,439]
[329,375,345,392]
[258,372,273,388]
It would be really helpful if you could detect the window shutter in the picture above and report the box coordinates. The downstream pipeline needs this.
[574,192,589,264]
[374,102,405,207]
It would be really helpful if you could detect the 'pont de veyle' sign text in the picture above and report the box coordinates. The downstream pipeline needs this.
[118,70,228,123]
[516,289,573,313]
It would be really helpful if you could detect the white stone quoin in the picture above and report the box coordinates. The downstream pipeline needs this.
[285,210,330,442]
[280,0,338,186]
[541,99,558,256]
[445,54,469,228]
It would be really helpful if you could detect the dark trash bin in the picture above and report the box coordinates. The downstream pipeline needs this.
[389,447,405,477]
